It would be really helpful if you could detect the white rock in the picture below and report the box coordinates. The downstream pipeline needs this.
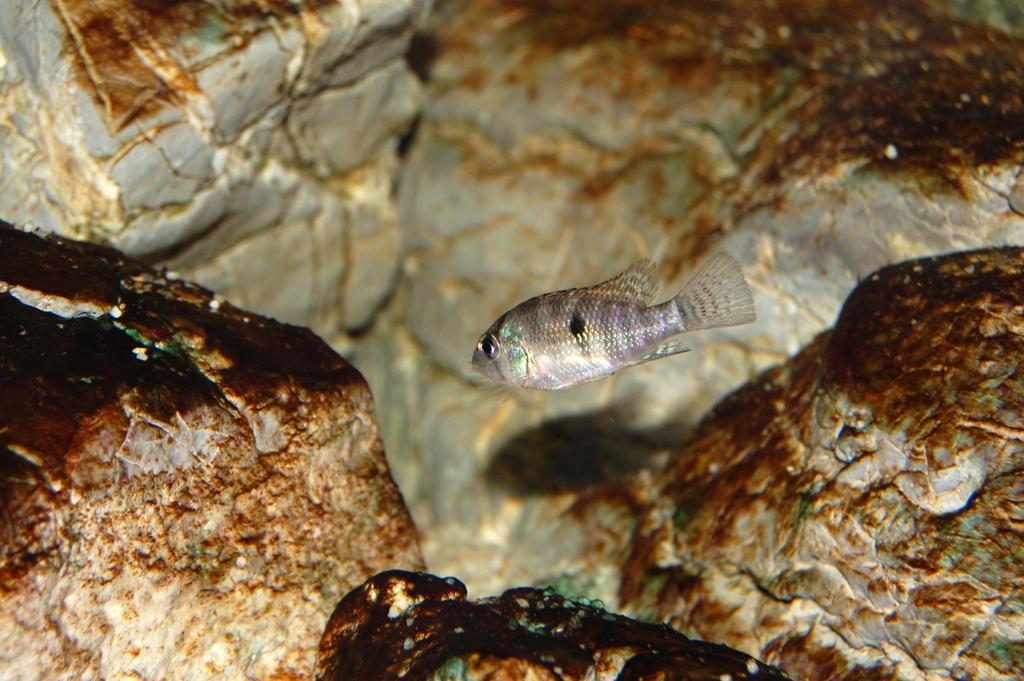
[181,145,403,336]
[195,29,301,141]
[289,60,423,175]
[111,127,209,210]
[0,0,430,337]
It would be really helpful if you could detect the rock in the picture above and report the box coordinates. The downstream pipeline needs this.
[0,221,423,680]
[313,569,791,681]
[621,247,1024,680]
[1011,172,1024,216]
[419,246,1024,678]
[359,0,1024,594]
[942,0,1024,35]
[0,0,428,338]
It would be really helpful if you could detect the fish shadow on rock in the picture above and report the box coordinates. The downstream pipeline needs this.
[484,409,687,496]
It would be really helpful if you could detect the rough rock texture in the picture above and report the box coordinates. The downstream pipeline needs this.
[431,246,1024,680]
[354,0,1024,595]
[0,0,428,338]
[313,569,790,681]
[614,247,1024,680]
[0,221,423,681]
[943,0,1024,34]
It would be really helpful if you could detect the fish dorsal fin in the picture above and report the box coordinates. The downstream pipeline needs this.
[586,259,658,304]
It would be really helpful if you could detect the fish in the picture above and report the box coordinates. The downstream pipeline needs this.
[471,253,756,391]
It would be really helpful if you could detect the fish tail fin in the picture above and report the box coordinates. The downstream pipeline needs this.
[674,253,756,331]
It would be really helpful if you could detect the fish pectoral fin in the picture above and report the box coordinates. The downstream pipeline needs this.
[587,258,659,305]
[529,353,580,390]
[642,340,691,362]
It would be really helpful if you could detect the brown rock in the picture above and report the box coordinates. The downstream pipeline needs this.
[0,221,423,680]
[314,569,790,681]
[622,247,1024,680]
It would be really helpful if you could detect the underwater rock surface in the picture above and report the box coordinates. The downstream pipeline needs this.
[441,246,1024,679]
[0,221,423,680]
[364,0,1024,595]
[314,569,790,681]
[619,246,1024,680]
[943,0,1024,35]
[0,0,428,337]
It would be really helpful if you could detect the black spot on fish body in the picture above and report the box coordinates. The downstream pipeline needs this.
[569,310,585,338]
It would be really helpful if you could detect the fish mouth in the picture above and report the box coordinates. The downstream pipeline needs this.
[470,351,487,376]
[470,350,502,383]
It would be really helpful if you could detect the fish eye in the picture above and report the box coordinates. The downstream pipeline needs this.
[479,334,499,360]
